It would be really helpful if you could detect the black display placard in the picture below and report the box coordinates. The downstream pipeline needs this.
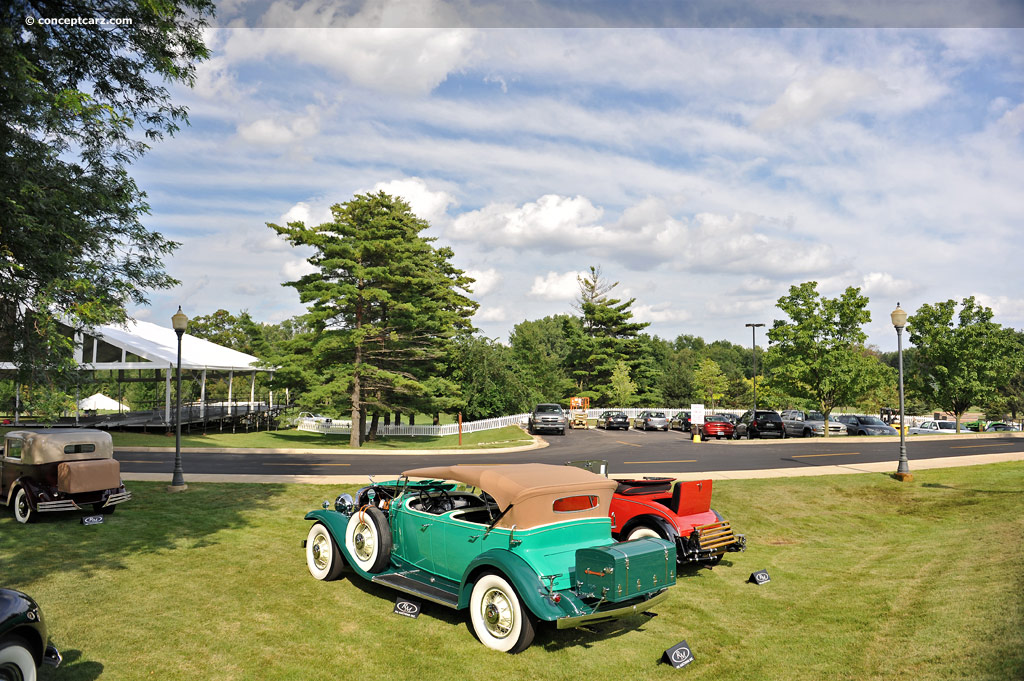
[81,515,104,526]
[663,640,695,668]
[748,569,771,585]
[393,597,421,619]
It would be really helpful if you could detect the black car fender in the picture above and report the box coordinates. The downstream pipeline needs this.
[0,589,48,668]
[6,477,42,509]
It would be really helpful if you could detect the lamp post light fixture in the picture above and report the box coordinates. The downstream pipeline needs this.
[891,303,912,482]
[745,323,765,413]
[168,306,188,492]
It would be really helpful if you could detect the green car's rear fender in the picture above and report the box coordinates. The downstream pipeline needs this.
[458,549,570,623]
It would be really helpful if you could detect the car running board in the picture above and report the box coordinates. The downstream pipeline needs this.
[371,572,459,608]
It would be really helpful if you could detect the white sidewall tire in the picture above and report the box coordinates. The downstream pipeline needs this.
[470,573,528,653]
[344,506,391,573]
[0,639,38,681]
[627,526,662,541]
[306,523,342,581]
[13,487,32,524]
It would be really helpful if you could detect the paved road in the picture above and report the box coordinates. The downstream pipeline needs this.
[115,427,1024,480]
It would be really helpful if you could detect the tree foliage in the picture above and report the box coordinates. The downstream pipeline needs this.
[565,266,649,405]
[765,281,889,431]
[1,0,214,388]
[907,297,1015,431]
[693,357,728,410]
[269,191,477,445]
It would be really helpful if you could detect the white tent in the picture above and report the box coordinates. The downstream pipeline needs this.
[2,317,273,425]
[78,392,129,411]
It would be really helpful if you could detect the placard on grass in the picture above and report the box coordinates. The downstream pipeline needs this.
[2,462,1021,681]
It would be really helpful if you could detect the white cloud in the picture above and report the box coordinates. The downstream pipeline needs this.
[860,272,919,298]
[477,306,508,322]
[973,293,1024,321]
[529,271,584,300]
[217,24,475,95]
[755,68,893,130]
[463,268,501,296]
[237,106,322,146]
[448,195,606,247]
[631,303,691,324]
[995,102,1024,137]
[282,258,318,280]
[371,177,456,224]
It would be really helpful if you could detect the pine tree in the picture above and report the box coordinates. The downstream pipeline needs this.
[269,192,477,446]
[567,266,649,404]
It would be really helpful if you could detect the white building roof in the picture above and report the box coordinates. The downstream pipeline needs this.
[88,319,264,372]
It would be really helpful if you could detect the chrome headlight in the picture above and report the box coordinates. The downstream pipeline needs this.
[335,493,354,515]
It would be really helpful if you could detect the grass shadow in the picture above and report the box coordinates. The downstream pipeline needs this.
[39,649,102,681]
[0,481,288,584]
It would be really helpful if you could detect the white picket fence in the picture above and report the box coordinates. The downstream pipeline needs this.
[295,412,531,437]
[295,407,746,437]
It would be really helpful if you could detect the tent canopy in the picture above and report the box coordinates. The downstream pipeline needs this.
[90,319,262,372]
[78,392,129,411]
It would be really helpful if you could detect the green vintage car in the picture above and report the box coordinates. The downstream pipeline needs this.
[303,463,676,653]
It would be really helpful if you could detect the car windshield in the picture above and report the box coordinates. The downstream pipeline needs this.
[808,412,826,420]
[608,412,625,417]
[649,412,666,418]
[860,416,886,426]
[936,421,957,430]
[706,415,727,422]
[536,405,562,413]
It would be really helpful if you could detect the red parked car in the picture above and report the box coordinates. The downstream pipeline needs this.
[697,414,735,440]
[567,460,745,566]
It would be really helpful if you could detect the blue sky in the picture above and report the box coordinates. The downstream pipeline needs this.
[128,1,1024,352]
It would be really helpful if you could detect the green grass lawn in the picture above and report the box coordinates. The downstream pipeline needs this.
[0,425,533,450]
[2,463,1021,680]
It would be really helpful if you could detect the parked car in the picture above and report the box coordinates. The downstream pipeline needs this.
[527,403,567,436]
[595,410,629,430]
[634,411,670,431]
[302,464,676,653]
[733,410,785,439]
[986,422,1021,432]
[566,460,745,566]
[780,410,847,437]
[908,420,961,435]
[717,413,740,425]
[1,588,62,678]
[697,414,735,440]
[835,414,898,436]
[668,411,691,432]
[2,429,131,523]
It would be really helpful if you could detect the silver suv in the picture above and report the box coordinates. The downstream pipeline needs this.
[780,410,847,437]
[527,404,567,435]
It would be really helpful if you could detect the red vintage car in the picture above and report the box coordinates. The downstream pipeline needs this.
[697,414,735,440]
[568,460,745,566]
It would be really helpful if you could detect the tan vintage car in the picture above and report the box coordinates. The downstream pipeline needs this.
[2,429,131,523]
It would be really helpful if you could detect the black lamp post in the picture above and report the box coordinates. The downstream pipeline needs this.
[169,306,188,492]
[891,303,912,481]
[745,323,765,412]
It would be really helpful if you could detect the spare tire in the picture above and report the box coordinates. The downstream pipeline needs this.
[344,505,392,573]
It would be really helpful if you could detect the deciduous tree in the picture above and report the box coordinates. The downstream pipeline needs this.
[1,0,214,391]
[765,281,888,434]
[907,297,1014,431]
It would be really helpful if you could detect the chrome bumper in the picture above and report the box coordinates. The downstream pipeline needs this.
[556,588,670,629]
[36,490,132,513]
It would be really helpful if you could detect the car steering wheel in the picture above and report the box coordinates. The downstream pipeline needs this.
[417,489,453,513]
